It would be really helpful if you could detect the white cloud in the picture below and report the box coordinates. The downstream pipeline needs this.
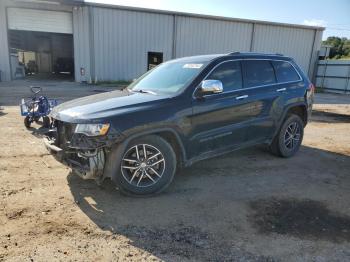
[303,19,326,27]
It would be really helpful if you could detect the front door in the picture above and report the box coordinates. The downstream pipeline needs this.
[188,60,256,159]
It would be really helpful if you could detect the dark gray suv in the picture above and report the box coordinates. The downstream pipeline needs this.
[44,52,315,196]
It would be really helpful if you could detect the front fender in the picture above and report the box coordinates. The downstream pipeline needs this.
[103,127,187,183]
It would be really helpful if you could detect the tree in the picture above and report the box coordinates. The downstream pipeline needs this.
[322,37,350,59]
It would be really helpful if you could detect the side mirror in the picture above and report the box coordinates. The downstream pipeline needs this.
[197,80,223,96]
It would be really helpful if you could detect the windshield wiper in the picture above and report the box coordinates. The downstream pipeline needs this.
[131,89,157,95]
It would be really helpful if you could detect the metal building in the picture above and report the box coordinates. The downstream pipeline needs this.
[0,0,324,82]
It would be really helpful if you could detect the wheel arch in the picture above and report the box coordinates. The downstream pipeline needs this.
[154,130,186,168]
[270,102,308,142]
[285,104,308,126]
[104,128,187,183]
[280,102,308,127]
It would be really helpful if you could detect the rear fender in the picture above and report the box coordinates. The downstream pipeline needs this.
[270,102,308,141]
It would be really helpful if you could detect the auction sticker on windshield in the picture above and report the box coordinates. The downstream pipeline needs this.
[183,64,203,69]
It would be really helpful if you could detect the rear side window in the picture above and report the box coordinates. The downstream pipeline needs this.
[207,61,242,92]
[243,60,276,88]
[272,61,301,83]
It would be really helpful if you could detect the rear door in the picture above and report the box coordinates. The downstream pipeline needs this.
[271,60,304,101]
[241,59,281,142]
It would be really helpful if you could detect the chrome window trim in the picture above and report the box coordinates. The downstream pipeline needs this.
[192,58,303,99]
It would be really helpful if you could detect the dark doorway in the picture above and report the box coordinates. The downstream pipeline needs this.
[8,30,74,81]
[147,52,163,70]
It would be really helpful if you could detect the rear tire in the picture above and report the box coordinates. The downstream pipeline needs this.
[269,114,304,158]
[115,135,176,196]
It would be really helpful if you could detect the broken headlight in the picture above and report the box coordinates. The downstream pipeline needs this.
[75,123,110,136]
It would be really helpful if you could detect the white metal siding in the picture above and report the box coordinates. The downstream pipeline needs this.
[92,7,173,81]
[88,7,321,81]
[1,0,323,82]
[308,30,323,79]
[175,16,253,58]
[0,1,11,81]
[7,8,73,34]
[73,6,91,82]
[316,60,350,93]
[252,24,315,73]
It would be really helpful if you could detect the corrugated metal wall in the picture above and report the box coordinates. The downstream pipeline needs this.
[316,60,350,93]
[91,7,173,81]
[84,6,323,81]
[309,30,323,79]
[175,16,253,57]
[0,1,11,81]
[73,6,91,82]
[0,1,323,82]
[252,24,315,73]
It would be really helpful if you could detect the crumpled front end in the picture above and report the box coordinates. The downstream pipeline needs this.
[44,119,118,181]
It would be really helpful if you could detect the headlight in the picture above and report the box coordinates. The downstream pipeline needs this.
[75,123,110,136]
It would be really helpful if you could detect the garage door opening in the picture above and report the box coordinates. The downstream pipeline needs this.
[7,8,74,81]
[9,30,74,81]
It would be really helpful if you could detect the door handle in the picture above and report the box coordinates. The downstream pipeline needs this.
[236,95,248,100]
[276,88,286,92]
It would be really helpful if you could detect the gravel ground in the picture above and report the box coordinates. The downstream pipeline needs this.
[0,87,349,261]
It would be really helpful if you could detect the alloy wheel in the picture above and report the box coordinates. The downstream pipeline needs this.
[121,144,165,187]
[284,121,301,150]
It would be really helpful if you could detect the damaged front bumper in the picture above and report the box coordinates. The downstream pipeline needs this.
[43,127,107,181]
[43,136,64,160]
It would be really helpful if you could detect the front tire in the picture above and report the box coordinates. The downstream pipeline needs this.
[269,114,304,158]
[43,116,50,128]
[115,135,176,196]
[24,115,31,128]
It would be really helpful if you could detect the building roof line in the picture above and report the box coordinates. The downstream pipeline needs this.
[81,1,325,31]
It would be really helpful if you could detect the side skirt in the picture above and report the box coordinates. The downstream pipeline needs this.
[184,138,270,167]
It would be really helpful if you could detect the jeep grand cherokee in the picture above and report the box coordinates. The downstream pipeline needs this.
[44,52,314,196]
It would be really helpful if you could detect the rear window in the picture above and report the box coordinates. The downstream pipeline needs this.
[243,60,276,88]
[272,61,301,83]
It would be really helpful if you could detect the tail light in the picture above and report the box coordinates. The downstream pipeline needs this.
[308,83,315,94]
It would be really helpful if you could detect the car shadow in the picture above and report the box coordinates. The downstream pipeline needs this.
[311,109,350,123]
[67,145,350,260]
[0,106,7,117]
[27,124,49,139]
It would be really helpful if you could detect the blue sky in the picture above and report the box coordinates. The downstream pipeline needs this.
[86,0,350,39]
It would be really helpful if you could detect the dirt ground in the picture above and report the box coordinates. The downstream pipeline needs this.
[0,93,350,261]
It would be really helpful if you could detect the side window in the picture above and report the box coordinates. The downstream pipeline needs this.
[207,61,242,92]
[272,61,301,83]
[243,60,276,88]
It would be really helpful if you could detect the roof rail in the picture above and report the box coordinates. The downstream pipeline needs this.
[227,51,285,56]
[228,52,241,55]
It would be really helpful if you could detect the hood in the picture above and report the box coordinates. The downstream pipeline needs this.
[50,89,169,123]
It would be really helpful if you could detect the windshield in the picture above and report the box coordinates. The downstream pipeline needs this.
[128,60,208,94]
